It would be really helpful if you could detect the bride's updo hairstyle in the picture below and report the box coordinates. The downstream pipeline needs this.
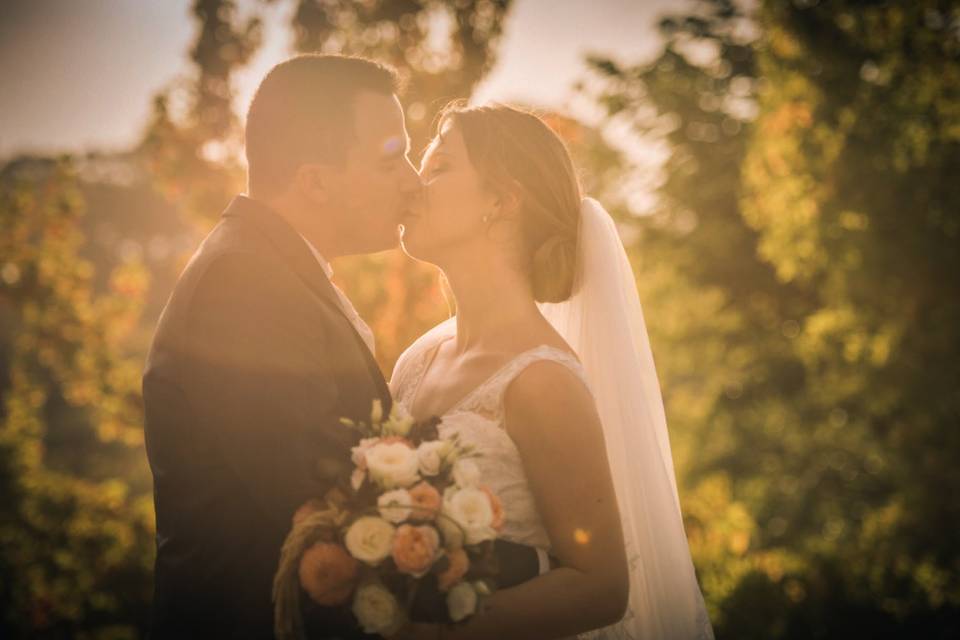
[436,102,582,303]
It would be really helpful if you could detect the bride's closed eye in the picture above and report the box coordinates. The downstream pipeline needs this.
[425,163,449,179]
[420,157,450,181]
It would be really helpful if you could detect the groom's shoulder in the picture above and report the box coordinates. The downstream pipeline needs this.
[153,218,296,335]
[179,216,289,290]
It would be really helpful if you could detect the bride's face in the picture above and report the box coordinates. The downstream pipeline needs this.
[400,121,495,263]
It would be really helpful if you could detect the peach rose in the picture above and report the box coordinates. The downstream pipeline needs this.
[408,481,442,521]
[298,542,359,606]
[392,524,440,577]
[481,486,505,531]
[437,548,470,592]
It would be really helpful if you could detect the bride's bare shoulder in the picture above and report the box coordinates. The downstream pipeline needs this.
[502,355,598,441]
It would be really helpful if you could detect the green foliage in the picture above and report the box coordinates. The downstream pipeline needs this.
[287,0,510,149]
[140,0,260,226]
[589,0,960,637]
[0,160,154,639]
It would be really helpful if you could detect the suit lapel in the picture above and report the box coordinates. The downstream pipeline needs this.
[221,196,392,411]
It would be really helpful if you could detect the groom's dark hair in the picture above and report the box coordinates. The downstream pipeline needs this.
[245,54,400,198]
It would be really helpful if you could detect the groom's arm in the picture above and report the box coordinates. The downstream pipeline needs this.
[181,252,346,521]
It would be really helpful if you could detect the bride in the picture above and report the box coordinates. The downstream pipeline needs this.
[389,102,713,640]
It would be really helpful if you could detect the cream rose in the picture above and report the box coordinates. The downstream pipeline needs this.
[452,458,481,488]
[443,487,497,545]
[365,440,420,489]
[377,489,413,524]
[352,581,404,635]
[417,440,452,476]
[446,581,478,622]
[344,516,395,565]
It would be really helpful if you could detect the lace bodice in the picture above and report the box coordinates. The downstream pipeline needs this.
[391,321,589,551]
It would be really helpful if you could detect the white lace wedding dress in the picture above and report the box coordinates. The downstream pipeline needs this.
[391,319,582,554]
[391,318,713,640]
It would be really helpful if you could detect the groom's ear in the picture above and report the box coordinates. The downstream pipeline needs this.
[293,163,332,204]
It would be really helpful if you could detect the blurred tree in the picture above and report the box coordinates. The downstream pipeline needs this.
[0,160,154,639]
[140,0,262,227]
[287,0,510,149]
[587,0,960,637]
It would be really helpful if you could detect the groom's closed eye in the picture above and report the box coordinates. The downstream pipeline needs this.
[379,134,412,166]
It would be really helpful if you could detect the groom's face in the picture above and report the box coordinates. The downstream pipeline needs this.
[318,91,420,254]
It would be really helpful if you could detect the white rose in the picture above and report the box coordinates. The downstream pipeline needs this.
[452,458,481,488]
[344,516,395,565]
[417,440,451,476]
[352,582,404,635]
[365,441,420,489]
[351,437,380,469]
[377,489,413,524]
[443,487,496,545]
[446,581,478,622]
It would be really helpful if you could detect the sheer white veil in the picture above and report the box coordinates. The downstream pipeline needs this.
[539,197,714,640]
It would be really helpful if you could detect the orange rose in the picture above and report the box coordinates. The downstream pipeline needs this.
[298,542,359,606]
[437,548,470,592]
[392,524,440,577]
[408,481,442,521]
[481,486,505,531]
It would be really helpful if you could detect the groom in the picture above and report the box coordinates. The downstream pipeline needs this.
[142,54,544,639]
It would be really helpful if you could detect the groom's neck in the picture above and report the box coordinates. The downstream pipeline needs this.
[254,191,344,260]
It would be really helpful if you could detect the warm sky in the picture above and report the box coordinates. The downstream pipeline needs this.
[0,0,675,158]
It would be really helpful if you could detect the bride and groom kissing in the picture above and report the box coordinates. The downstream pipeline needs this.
[143,54,712,640]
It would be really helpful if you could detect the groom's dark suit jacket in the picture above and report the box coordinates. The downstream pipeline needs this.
[143,196,541,639]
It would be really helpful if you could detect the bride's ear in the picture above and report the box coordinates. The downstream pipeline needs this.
[293,163,332,204]
[492,181,522,219]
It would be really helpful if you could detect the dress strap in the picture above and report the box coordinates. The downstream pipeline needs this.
[457,345,591,419]
[390,318,455,404]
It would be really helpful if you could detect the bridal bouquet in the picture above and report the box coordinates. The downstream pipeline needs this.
[273,400,505,639]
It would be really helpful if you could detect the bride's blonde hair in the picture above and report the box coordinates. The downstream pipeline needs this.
[435,102,582,303]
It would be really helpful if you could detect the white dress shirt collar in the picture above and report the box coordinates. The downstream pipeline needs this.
[297,233,334,279]
[296,233,377,356]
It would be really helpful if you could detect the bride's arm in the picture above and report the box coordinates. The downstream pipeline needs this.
[446,361,629,640]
